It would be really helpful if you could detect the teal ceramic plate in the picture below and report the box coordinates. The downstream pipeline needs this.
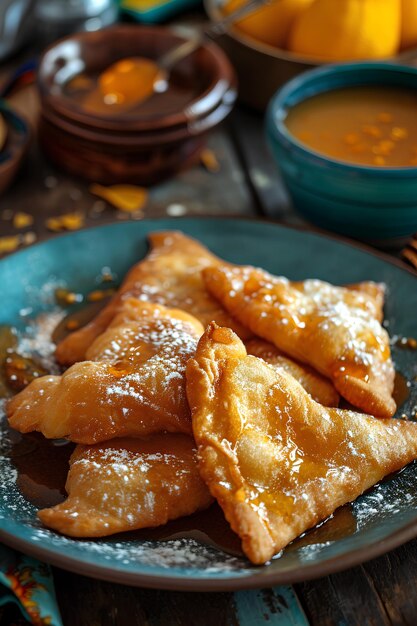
[1,217,417,591]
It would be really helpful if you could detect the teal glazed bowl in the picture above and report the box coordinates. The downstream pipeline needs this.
[266,63,417,242]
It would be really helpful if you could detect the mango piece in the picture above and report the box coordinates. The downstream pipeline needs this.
[90,184,148,213]
[223,0,313,48]
[288,0,401,61]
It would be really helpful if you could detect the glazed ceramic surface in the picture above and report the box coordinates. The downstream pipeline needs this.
[0,217,416,590]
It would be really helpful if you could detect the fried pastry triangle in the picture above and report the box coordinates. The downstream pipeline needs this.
[38,434,213,537]
[186,324,417,565]
[7,301,203,443]
[56,231,249,365]
[204,266,395,417]
[246,338,339,407]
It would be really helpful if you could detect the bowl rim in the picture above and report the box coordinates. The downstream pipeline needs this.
[204,0,417,67]
[204,0,318,65]
[0,99,31,173]
[39,93,235,146]
[37,24,237,133]
[266,61,417,177]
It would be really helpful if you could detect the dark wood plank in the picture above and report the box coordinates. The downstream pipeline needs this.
[362,542,417,626]
[53,569,239,626]
[296,541,417,626]
[297,563,393,626]
[229,108,299,223]
[149,122,255,218]
[295,576,347,626]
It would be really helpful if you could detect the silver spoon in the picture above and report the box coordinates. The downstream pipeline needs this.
[154,0,273,93]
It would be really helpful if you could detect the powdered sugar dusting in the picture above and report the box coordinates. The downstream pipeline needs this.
[90,308,201,414]
[56,438,212,534]
[17,311,64,374]
[0,410,247,572]
[0,421,25,520]
[28,526,247,573]
[16,277,66,321]
[4,396,417,576]
[0,309,248,575]
[0,412,247,573]
[207,267,395,409]
[2,274,417,580]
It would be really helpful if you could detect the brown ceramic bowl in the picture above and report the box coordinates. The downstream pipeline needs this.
[205,0,417,111]
[37,25,237,185]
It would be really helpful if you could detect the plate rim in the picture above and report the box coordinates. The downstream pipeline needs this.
[1,214,416,280]
[2,516,417,591]
[1,215,417,591]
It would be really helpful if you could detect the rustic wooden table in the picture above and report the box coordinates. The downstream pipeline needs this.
[0,47,417,626]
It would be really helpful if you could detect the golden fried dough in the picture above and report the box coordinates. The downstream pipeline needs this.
[7,301,203,443]
[55,231,249,365]
[187,324,417,565]
[204,266,395,418]
[347,281,385,321]
[38,435,213,537]
[246,338,339,407]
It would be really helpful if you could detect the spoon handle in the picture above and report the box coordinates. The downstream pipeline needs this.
[206,0,273,36]
[158,36,203,72]
[158,0,272,71]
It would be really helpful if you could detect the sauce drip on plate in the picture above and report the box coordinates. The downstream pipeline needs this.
[52,297,112,344]
[393,371,411,408]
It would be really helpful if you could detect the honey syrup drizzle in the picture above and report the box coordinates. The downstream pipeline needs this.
[51,297,112,345]
[0,310,415,557]
[393,370,411,408]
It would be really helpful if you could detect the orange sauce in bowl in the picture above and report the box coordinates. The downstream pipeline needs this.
[285,86,417,167]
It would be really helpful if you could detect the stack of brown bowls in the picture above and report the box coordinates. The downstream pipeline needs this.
[38,25,237,184]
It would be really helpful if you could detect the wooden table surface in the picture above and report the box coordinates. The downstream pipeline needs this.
[0,42,417,626]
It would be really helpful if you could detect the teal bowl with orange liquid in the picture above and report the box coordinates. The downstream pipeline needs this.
[266,63,417,243]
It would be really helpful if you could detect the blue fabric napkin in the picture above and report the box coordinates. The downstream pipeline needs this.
[0,544,63,626]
